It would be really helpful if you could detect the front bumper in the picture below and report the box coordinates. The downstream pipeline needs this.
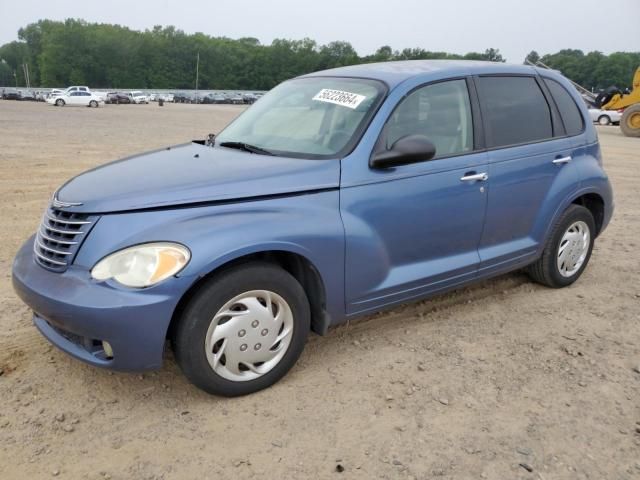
[12,236,194,371]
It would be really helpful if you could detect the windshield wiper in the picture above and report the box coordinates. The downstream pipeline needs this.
[218,141,275,156]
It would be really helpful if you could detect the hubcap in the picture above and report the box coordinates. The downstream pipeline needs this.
[628,112,640,129]
[205,290,294,382]
[557,221,590,277]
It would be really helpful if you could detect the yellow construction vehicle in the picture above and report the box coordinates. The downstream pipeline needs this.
[600,67,640,137]
[528,60,640,138]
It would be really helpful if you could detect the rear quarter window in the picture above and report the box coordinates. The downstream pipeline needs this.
[543,77,584,136]
[477,76,553,148]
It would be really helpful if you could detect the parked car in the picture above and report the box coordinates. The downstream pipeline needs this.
[199,93,214,104]
[128,91,149,104]
[47,91,104,107]
[105,92,131,104]
[242,93,258,104]
[2,88,21,100]
[47,89,65,99]
[192,92,211,104]
[56,86,106,102]
[173,92,189,103]
[12,61,613,397]
[210,93,228,104]
[588,107,622,125]
[19,90,36,101]
[92,91,109,102]
[227,93,244,105]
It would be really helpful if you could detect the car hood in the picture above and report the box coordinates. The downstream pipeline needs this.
[56,142,340,213]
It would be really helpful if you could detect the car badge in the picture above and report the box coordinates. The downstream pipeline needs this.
[52,196,83,209]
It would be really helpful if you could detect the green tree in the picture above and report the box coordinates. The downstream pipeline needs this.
[0,41,30,86]
[524,50,540,65]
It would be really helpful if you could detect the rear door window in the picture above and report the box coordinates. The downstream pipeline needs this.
[543,78,584,136]
[476,76,553,148]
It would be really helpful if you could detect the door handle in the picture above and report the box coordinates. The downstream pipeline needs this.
[460,172,488,182]
[553,156,572,165]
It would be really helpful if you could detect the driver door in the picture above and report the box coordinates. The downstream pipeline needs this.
[341,79,489,315]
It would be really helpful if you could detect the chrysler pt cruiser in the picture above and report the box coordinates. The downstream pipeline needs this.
[13,61,613,396]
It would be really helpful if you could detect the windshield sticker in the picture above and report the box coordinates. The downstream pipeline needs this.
[312,89,366,109]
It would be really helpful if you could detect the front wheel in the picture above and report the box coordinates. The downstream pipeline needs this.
[89,100,98,108]
[55,99,64,107]
[528,204,595,288]
[620,104,640,137]
[173,262,310,396]
[597,115,611,126]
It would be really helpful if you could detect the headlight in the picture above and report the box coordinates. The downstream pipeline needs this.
[91,242,190,288]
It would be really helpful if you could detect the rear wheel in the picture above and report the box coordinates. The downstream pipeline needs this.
[620,104,640,137]
[597,115,611,126]
[528,205,595,288]
[55,99,64,107]
[173,262,310,396]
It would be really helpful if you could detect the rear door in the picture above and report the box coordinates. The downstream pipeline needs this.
[475,75,581,275]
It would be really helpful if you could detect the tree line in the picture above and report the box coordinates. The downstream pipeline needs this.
[525,50,640,92]
[0,19,637,91]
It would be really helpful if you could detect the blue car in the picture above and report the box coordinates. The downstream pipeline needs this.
[12,61,613,396]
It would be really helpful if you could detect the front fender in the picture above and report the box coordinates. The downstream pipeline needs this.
[74,190,345,324]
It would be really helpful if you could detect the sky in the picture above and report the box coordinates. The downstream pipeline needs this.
[1,0,639,63]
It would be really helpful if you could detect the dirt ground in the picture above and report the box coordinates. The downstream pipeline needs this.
[0,100,638,480]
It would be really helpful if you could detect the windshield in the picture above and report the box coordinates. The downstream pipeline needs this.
[215,77,386,159]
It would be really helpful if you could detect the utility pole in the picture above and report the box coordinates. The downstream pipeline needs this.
[22,64,31,89]
[195,51,200,104]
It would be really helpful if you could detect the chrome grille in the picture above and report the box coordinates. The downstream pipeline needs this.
[34,206,98,272]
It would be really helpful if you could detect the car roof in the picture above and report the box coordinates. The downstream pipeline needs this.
[301,60,539,89]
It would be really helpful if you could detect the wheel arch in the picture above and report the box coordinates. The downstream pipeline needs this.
[571,192,605,236]
[537,186,610,261]
[168,249,330,342]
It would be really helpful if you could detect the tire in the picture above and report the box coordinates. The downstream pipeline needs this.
[527,204,595,288]
[620,104,640,137]
[173,262,310,396]
[89,100,98,108]
[597,115,611,126]
[55,99,64,107]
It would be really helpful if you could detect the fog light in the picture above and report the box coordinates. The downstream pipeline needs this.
[102,341,114,359]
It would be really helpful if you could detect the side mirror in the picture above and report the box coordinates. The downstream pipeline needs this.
[370,135,436,169]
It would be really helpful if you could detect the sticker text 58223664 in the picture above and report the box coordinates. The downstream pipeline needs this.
[312,89,366,109]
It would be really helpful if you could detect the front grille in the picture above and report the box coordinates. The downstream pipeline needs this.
[33,206,98,272]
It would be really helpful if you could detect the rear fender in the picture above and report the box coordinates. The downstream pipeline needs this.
[535,142,613,252]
